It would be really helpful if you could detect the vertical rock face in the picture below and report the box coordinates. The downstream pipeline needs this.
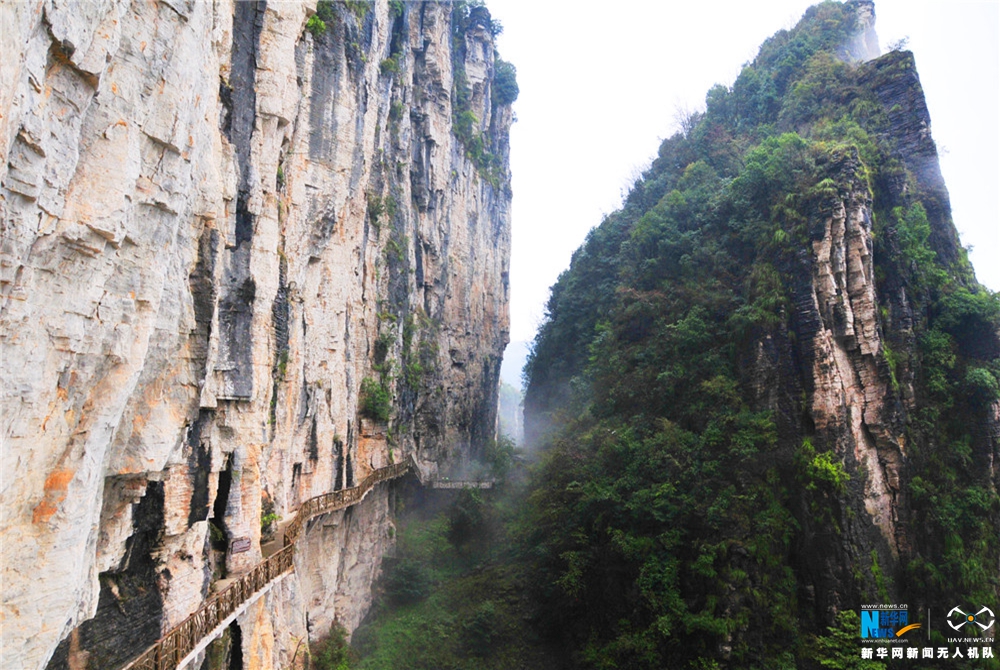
[840,0,879,62]
[751,149,911,619]
[0,1,512,668]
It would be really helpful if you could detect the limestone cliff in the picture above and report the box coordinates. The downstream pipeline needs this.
[0,1,512,668]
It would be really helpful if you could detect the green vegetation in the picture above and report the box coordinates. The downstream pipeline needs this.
[343,0,370,20]
[311,624,357,670]
[260,510,279,533]
[306,15,327,37]
[815,611,885,670]
[203,627,234,670]
[368,193,398,239]
[449,2,516,185]
[208,521,225,547]
[483,435,515,481]
[382,556,433,606]
[403,360,423,388]
[385,235,405,264]
[389,101,404,122]
[360,376,392,423]
[351,478,561,670]
[275,349,289,380]
[517,1,1000,668]
[307,0,337,37]
[379,57,399,76]
[374,331,393,367]
[367,193,385,227]
[316,0,336,23]
[870,550,889,604]
[493,60,519,107]
[260,495,279,538]
[798,438,850,493]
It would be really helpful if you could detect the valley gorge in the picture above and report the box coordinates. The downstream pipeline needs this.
[0,1,512,668]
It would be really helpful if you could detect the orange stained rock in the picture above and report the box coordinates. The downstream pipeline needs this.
[247,597,276,670]
[33,468,75,524]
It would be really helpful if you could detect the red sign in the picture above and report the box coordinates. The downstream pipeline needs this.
[230,537,251,554]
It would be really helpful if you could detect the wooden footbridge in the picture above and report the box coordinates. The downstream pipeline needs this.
[428,478,494,489]
[117,456,497,670]
[122,458,413,670]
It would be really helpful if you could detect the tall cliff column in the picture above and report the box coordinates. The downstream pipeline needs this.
[1,1,513,668]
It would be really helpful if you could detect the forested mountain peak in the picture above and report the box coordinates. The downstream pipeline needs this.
[522,1,999,666]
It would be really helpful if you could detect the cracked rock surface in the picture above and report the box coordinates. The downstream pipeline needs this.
[1,2,511,668]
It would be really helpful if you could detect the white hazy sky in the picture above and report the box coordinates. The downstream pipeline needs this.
[488,0,1000,345]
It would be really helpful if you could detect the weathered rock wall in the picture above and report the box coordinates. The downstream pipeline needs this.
[743,147,910,623]
[0,1,511,668]
[743,49,1000,624]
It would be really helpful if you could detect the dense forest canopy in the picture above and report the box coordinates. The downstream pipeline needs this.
[519,1,1000,667]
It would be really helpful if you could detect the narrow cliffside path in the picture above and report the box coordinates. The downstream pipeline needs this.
[122,459,414,670]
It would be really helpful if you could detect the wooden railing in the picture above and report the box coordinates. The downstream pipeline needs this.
[429,479,494,489]
[121,457,414,670]
[282,459,412,548]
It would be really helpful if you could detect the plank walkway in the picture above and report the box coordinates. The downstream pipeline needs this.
[428,479,494,489]
[121,458,413,670]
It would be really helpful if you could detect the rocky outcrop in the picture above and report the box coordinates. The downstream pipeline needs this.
[859,49,963,266]
[840,0,879,62]
[0,1,512,668]
[752,148,911,621]
[740,48,1000,626]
